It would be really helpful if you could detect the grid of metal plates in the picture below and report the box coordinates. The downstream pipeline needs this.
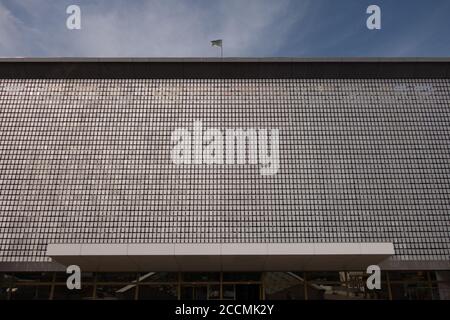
[0,78,449,263]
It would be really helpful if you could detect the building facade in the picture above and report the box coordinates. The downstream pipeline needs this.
[0,58,449,300]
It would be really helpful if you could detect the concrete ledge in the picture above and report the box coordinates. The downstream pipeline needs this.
[46,242,394,272]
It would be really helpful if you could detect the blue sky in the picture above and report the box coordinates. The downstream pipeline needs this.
[0,0,449,57]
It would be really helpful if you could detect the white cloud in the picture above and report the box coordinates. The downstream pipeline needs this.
[0,3,29,56]
[0,0,307,57]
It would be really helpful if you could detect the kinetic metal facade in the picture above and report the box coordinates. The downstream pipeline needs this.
[0,59,449,271]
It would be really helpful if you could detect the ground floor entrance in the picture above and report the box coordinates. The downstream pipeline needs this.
[1,271,449,300]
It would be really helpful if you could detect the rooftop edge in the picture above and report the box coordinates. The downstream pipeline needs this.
[1,57,450,63]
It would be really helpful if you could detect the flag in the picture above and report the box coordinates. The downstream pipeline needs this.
[211,39,222,47]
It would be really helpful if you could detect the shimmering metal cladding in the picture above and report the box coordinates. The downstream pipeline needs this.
[0,77,449,265]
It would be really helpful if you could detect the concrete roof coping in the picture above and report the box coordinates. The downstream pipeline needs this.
[1,57,450,63]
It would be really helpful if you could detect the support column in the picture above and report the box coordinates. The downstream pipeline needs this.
[303,272,308,300]
[436,271,450,300]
